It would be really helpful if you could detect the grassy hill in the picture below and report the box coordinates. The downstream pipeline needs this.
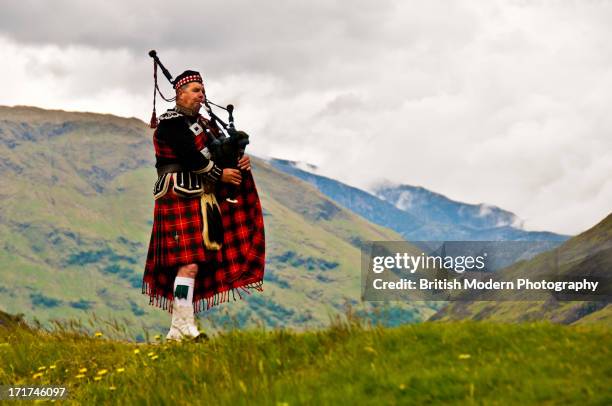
[0,311,609,405]
[0,105,434,338]
[431,213,612,324]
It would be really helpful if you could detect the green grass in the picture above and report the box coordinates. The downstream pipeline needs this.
[1,315,610,405]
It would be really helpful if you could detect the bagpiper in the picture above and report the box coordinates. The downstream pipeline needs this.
[142,65,266,341]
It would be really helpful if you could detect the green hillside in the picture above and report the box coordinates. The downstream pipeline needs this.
[1,311,610,405]
[0,105,433,338]
[431,213,612,324]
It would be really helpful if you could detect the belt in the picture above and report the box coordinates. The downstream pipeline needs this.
[156,164,186,176]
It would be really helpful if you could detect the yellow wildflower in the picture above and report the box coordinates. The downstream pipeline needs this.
[32,372,43,379]
[95,332,103,338]
[97,369,108,376]
[399,384,406,390]
[116,368,125,373]
[238,380,247,394]
[147,352,155,357]
[94,376,102,381]
[75,374,86,379]
[151,355,159,360]
[458,354,471,360]
[109,386,117,391]
[49,365,56,370]
[154,334,161,340]
[133,349,140,354]
[79,367,88,373]
[37,366,47,371]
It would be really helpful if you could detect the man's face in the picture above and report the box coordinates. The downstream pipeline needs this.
[177,82,205,112]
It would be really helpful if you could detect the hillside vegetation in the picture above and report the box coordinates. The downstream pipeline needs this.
[432,213,612,324]
[0,105,431,337]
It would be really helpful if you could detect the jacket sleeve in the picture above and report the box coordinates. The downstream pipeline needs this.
[157,117,222,183]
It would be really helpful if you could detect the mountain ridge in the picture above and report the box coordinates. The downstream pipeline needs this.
[268,158,569,241]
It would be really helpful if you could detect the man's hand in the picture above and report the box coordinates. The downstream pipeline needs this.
[221,168,242,185]
[237,155,251,171]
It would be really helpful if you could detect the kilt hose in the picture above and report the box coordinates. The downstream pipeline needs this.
[142,170,265,314]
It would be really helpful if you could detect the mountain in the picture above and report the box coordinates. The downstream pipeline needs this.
[0,105,433,338]
[374,184,519,230]
[430,213,612,324]
[268,159,569,242]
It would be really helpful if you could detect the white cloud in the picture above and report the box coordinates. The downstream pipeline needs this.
[0,0,611,235]
[395,192,415,211]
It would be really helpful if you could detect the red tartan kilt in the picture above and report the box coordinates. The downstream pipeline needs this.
[146,187,207,269]
[143,170,266,313]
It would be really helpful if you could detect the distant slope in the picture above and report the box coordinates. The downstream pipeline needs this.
[430,213,612,324]
[374,184,520,230]
[268,160,426,237]
[0,105,432,337]
[269,159,569,242]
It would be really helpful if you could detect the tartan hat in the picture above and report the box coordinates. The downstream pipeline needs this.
[173,70,203,89]
[149,66,204,129]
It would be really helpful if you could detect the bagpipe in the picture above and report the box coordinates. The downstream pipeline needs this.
[148,50,250,171]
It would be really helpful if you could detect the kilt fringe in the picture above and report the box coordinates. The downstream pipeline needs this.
[142,281,172,312]
[142,279,264,314]
[202,281,265,311]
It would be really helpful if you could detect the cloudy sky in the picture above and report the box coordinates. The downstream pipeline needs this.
[2,0,611,235]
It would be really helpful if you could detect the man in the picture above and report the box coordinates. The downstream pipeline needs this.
[142,70,266,341]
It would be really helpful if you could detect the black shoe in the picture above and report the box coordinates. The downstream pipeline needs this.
[191,332,209,343]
